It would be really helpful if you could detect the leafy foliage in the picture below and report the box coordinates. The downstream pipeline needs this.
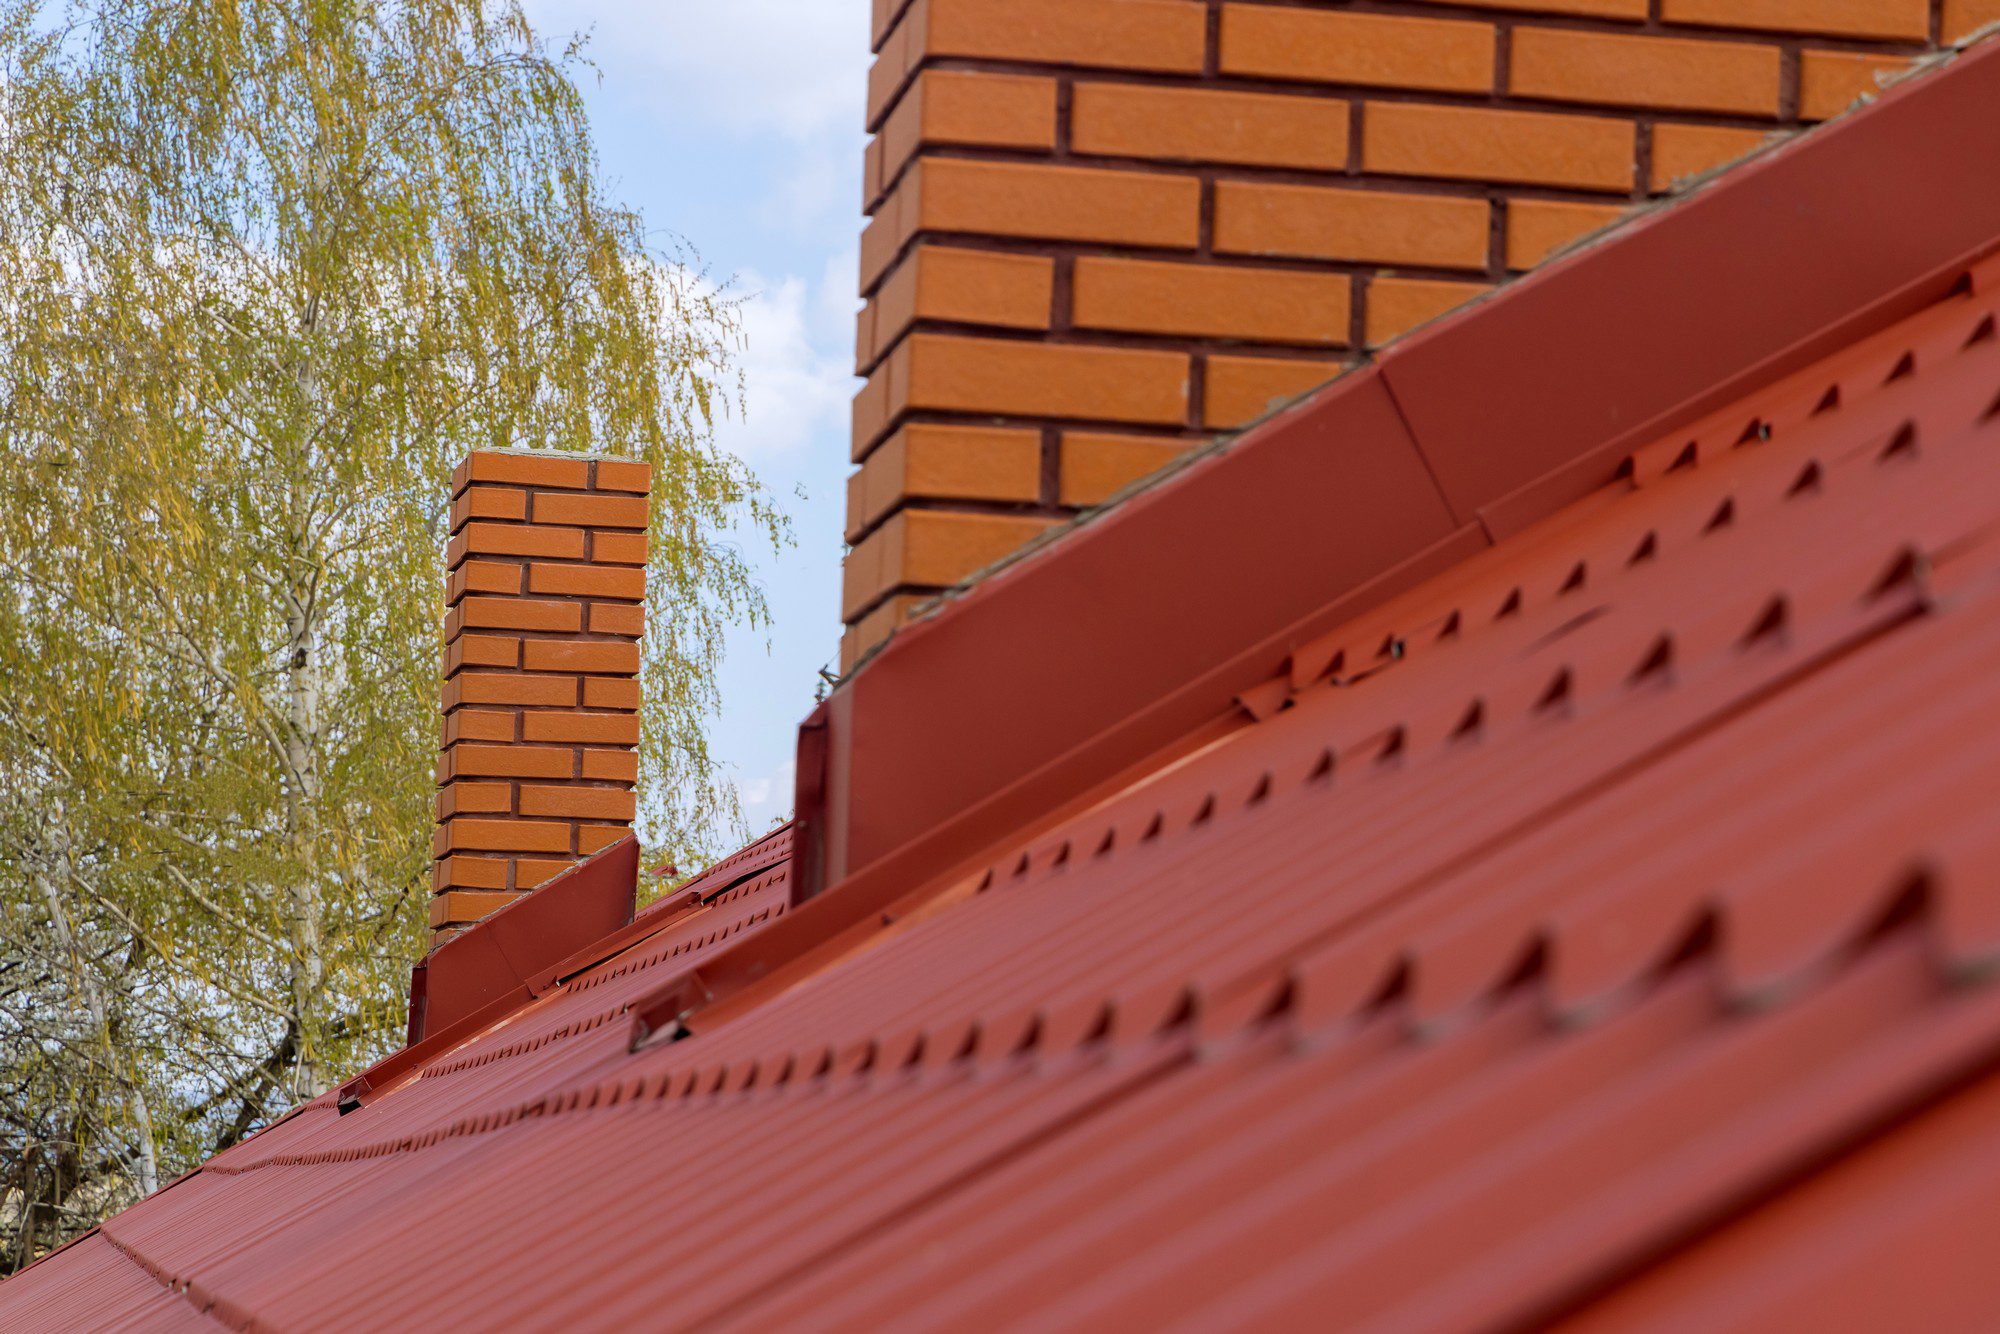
[0,0,781,1270]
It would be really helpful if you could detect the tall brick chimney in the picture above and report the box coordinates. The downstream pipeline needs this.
[431,449,651,943]
[842,0,1972,667]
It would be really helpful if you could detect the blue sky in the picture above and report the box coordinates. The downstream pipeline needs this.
[522,0,873,838]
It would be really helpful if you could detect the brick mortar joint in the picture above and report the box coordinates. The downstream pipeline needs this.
[873,27,1940,130]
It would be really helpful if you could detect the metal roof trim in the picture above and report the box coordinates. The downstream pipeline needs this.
[796,34,2000,914]
[406,835,639,1043]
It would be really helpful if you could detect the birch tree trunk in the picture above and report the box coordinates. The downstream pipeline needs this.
[282,593,328,1100]
[29,829,160,1198]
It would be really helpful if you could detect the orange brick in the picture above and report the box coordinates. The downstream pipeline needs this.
[448,743,576,779]
[530,491,649,529]
[867,5,919,125]
[581,749,639,783]
[1219,5,1495,94]
[436,780,512,820]
[522,711,642,746]
[864,136,885,207]
[431,857,511,891]
[1660,0,1927,40]
[868,0,1205,125]
[583,677,640,710]
[529,563,646,600]
[1073,257,1351,346]
[872,0,911,46]
[842,539,884,620]
[846,466,866,530]
[859,174,916,292]
[1060,432,1197,506]
[515,858,578,890]
[1070,83,1350,171]
[856,299,877,371]
[913,158,1203,250]
[1410,0,1643,13]
[441,817,572,854]
[1364,101,1636,192]
[449,521,586,564]
[1799,50,1913,121]
[521,640,640,675]
[1506,198,1627,269]
[893,509,1056,589]
[925,0,1204,73]
[449,485,526,532]
[1365,276,1493,347]
[457,596,582,634]
[894,425,1042,507]
[428,890,520,927]
[578,826,630,855]
[520,785,637,821]
[447,671,579,710]
[836,604,900,672]
[1204,356,1343,428]
[589,603,644,636]
[447,560,522,604]
[863,246,1054,370]
[431,787,506,824]
[1213,180,1490,270]
[877,69,1057,191]
[1946,0,2000,40]
[445,634,520,675]
[845,510,1058,616]
[852,368,894,453]
[842,593,933,668]
[591,531,648,565]
[592,458,652,493]
[839,625,868,673]
[1510,28,1781,116]
[888,332,1191,430]
[454,451,589,493]
[442,709,515,745]
[1649,122,1775,191]
[847,424,1043,537]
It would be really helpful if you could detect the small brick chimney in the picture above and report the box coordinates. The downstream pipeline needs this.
[842,0,1971,667]
[430,449,651,943]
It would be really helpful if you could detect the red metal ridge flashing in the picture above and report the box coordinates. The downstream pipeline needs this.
[666,819,794,903]
[791,37,2000,920]
[350,877,702,1115]
[403,836,638,1046]
[1381,47,2000,541]
[362,830,796,1111]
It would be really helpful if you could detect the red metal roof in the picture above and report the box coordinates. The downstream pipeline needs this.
[8,39,2000,1334]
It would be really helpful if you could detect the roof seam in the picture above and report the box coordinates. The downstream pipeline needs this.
[93,1227,243,1331]
[209,853,1999,1178]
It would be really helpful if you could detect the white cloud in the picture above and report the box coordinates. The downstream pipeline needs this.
[714,255,856,463]
[739,757,796,828]
[529,0,870,142]
[811,246,862,348]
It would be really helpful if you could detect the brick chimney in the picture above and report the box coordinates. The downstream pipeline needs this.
[431,449,651,943]
[842,0,1970,667]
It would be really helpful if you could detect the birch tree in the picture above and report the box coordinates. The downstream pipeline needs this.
[0,0,781,1268]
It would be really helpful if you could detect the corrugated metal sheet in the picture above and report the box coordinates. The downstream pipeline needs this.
[8,110,2000,1334]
